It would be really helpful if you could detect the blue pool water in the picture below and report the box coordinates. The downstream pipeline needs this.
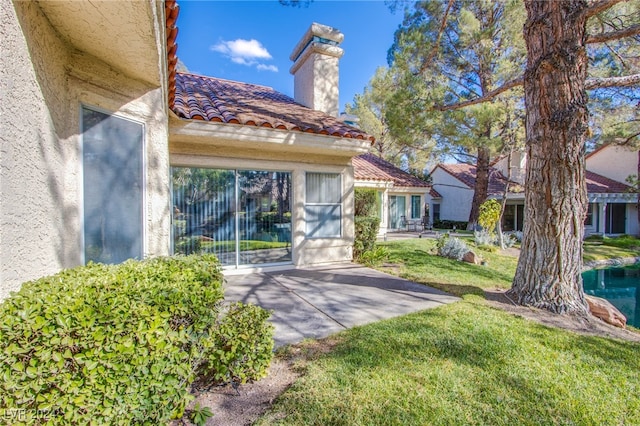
[582,265,639,328]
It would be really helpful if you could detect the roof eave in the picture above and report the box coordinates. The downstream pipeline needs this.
[169,116,371,158]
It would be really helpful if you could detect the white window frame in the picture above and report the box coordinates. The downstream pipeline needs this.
[305,172,342,238]
[80,104,146,265]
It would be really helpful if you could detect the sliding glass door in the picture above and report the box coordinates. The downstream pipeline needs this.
[172,167,291,266]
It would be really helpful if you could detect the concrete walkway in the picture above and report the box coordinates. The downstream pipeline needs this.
[223,263,459,347]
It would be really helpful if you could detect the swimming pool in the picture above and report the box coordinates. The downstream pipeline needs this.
[582,265,639,328]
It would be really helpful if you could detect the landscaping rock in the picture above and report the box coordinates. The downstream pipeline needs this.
[462,251,481,265]
[585,295,627,328]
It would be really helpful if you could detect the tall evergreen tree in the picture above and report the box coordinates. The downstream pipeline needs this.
[388,0,527,229]
[387,0,640,314]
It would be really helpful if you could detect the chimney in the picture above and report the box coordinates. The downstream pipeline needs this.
[290,23,344,117]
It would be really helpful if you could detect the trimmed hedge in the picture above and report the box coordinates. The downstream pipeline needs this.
[0,255,273,425]
[433,219,468,230]
[354,188,381,260]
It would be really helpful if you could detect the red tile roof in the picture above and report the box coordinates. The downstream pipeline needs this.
[166,0,179,106]
[436,163,524,195]
[437,163,634,195]
[586,171,635,193]
[353,153,430,188]
[172,72,374,140]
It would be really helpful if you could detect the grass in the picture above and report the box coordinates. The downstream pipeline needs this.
[259,302,640,426]
[376,238,518,297]
[583,235,640,263]
[255,236,640,425]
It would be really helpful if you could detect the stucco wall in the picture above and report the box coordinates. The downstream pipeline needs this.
[171,153,356,267]
[430,168,473,222]
[587,145,637,184]
[1,0,74,299]
[0,1,169,300]
[293,52,340,117]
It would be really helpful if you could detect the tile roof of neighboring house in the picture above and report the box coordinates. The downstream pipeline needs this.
[586,171,635,193]
[436,163,524,196]
[353,153,430,188]
[172,72,374,140]
[437,163,634,195]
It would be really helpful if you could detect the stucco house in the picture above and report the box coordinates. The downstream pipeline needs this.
[1,0,375,300]
[429,146,639,236]
[427,163,525,230]
[353,154,434,234]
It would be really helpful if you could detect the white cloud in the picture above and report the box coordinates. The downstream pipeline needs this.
[211,38,272,62]
[257,64,279,72]
[211,38,278,72]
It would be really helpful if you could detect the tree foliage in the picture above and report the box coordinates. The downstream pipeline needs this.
[380,0,640,314]
[478,199,502,235]
[386,0,527,227]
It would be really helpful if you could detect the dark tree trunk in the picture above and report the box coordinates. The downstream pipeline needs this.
[467,145,491,230]
[508,0,590,314]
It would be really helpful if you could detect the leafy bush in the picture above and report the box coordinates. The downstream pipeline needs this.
[353,188,381,261]
[437,235,469,261]
[433,220,468,230]
[474,229,497,246]
[478,199,501,234]
[354,188,379,217]
[358,246,389,267]
[354,217,381,260]
[0,255,273,425]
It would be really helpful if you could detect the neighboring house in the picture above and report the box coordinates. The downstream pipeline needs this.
[428,163,524,230]
[0,1,373,300]
[352,153,434,234]
[430,146,639,236]
[585,144,639,236]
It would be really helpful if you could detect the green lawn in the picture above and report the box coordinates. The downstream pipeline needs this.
[255,237,640,425]
[259,302,640,425]
[377,238,518,297]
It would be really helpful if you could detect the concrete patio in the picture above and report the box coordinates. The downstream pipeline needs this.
[223,263,460,347]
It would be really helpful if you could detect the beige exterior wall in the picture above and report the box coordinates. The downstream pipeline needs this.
[586,145,637,184]
[170,152,357,267]
[430,167,474,223]
[0,1,170,300]
[293,52,341,117]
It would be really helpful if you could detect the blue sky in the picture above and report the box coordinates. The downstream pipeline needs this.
[176,1,405,112]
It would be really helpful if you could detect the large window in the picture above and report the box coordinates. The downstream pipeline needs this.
[172,168,292,266]
[411,195,421,219]
[305,172,342,238]
[82,106,143,264]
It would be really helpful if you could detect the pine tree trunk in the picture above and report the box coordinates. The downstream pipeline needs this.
[467,145,491,230]
[508,0,590,314]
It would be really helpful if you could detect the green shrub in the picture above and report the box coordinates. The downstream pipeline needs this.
[437,235,469,261]
[358,246,389,267]
[433,219,468,230]
[354,188,379,217]
[353,188,381,261]
[0,255,273,425]
[354,217,381,260]
[478,199,501,234]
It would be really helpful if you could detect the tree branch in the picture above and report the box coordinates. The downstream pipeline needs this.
[585,0,626,19]
[432,73,639,111]
[586,73,640,89]
[434,77,523,111]
[587,23,640,43]
[418,0,456,74]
